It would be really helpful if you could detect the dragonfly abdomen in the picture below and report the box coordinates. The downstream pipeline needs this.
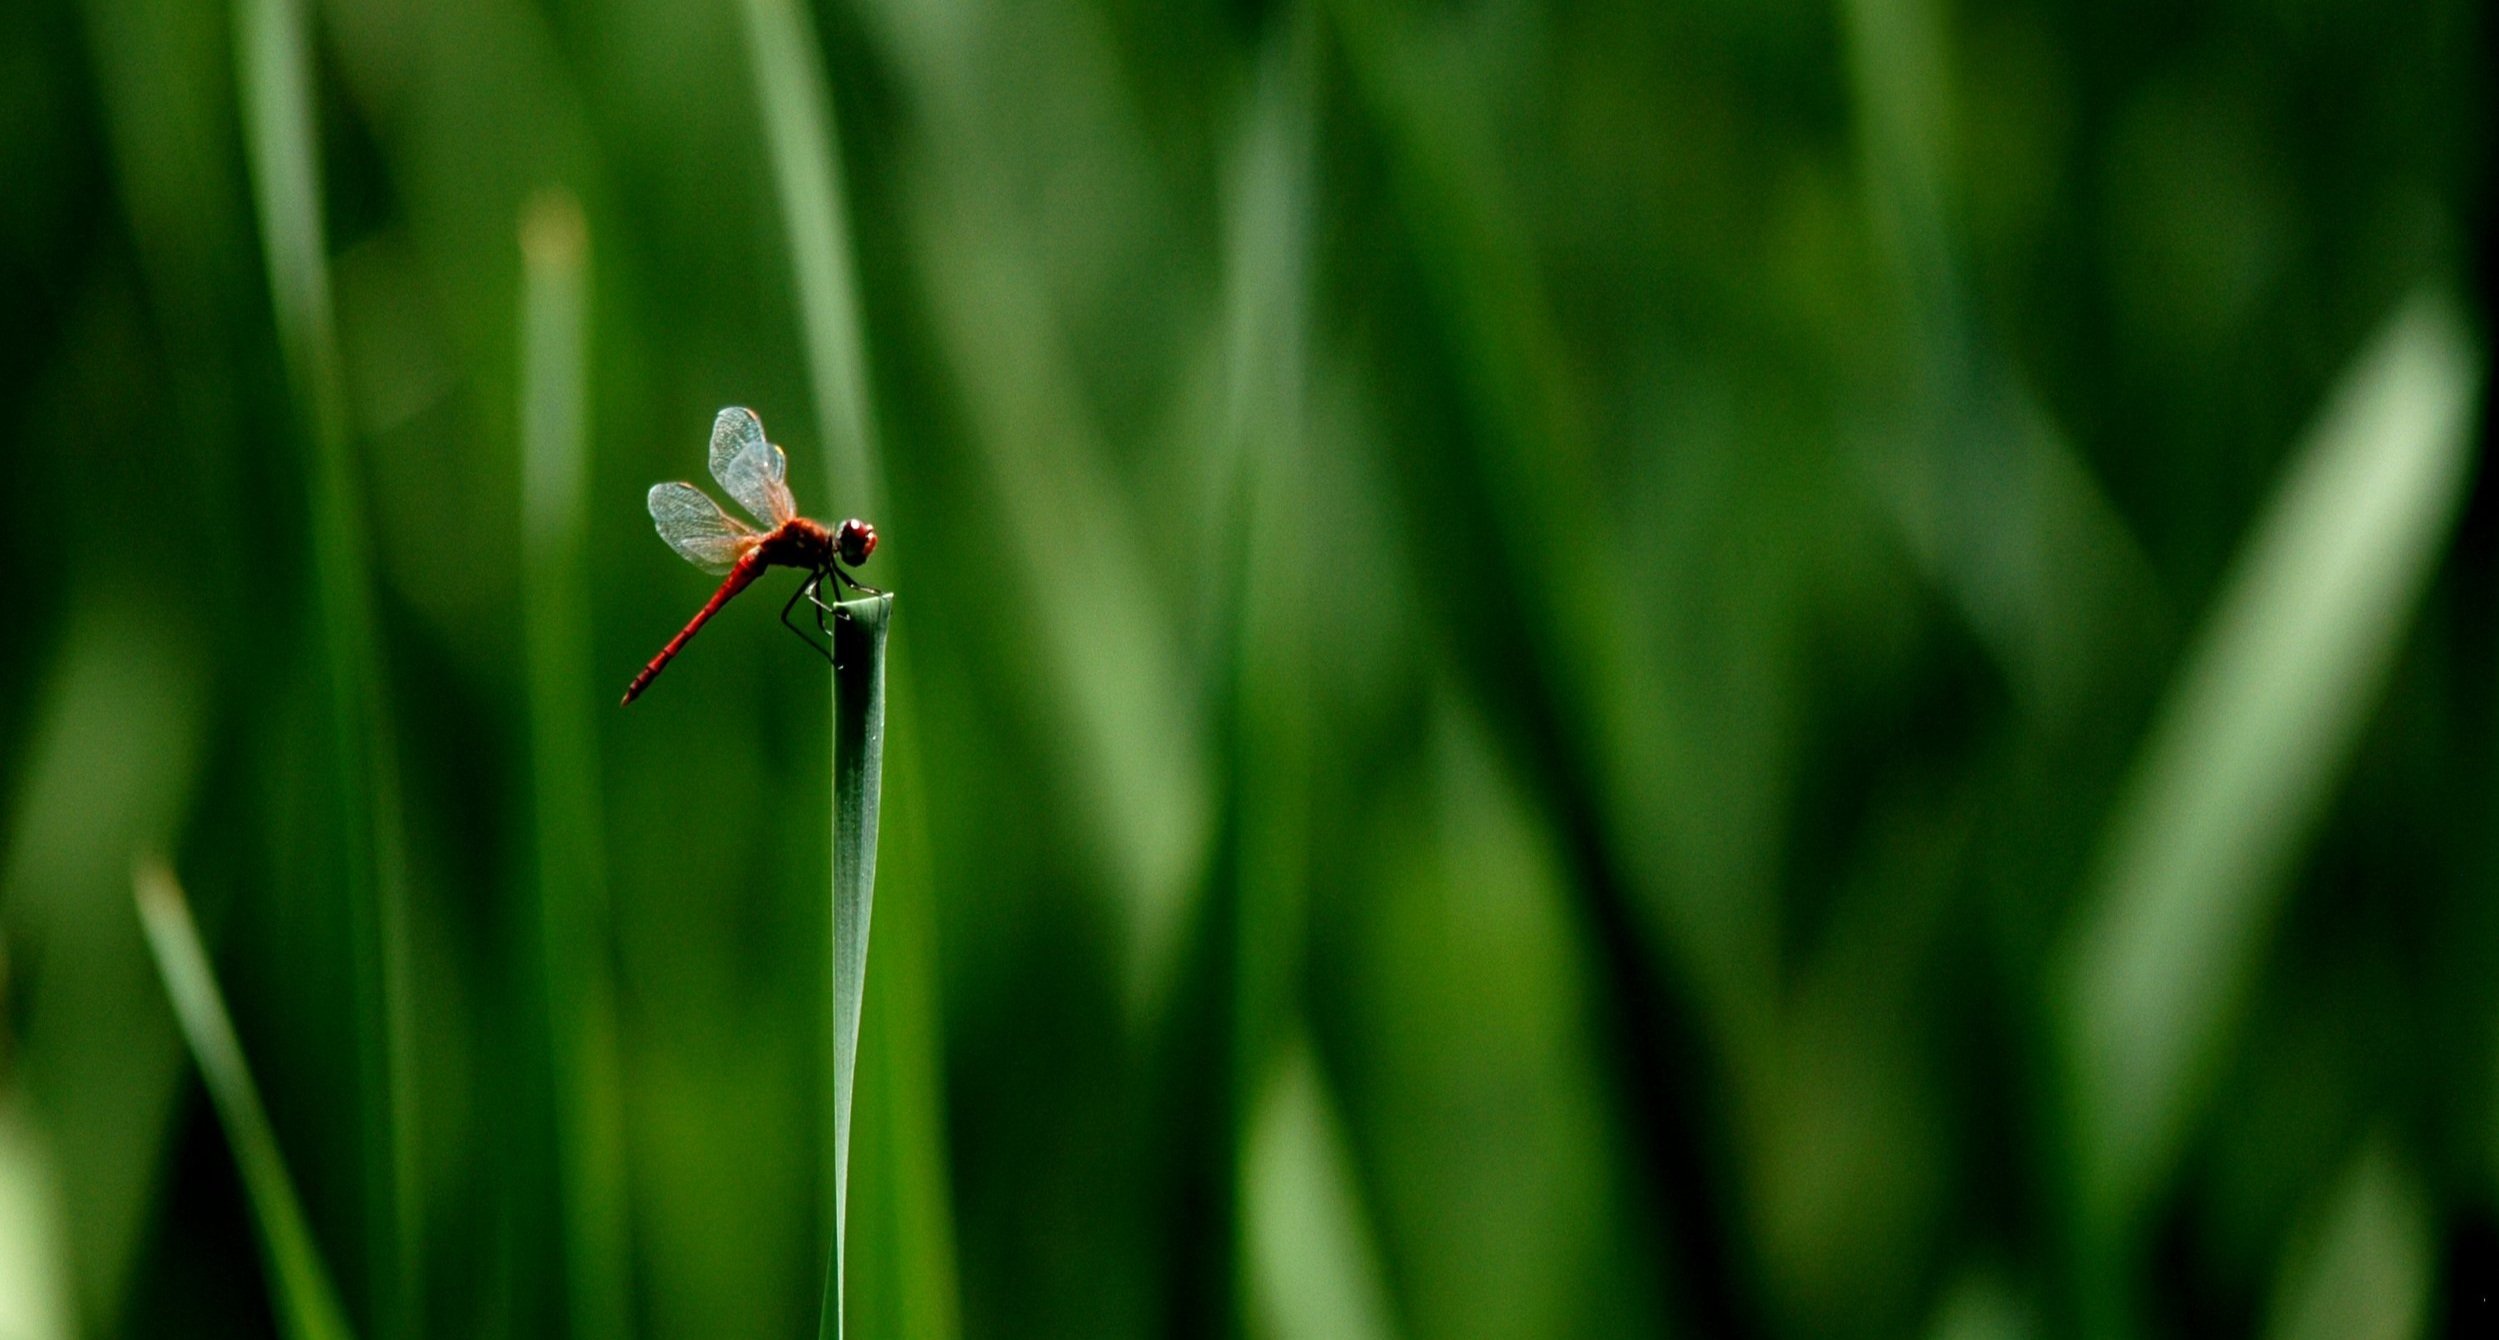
[620,552,768,705]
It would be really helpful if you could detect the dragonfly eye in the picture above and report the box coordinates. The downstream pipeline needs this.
[838,519,878,566]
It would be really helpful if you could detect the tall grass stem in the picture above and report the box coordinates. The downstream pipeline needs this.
[739,11,961,1331]
[1213,15,1328,1329]
[821,593,894,1339]
[2056,291,2481,1298]
[519,189,633,1340]
[738,0,881,514]
[135,864,354,1340]
[231,0,416,1330]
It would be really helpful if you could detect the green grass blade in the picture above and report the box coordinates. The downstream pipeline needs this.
[1837,0,2154,715]
[1,603,204,1329]
[2262,1141,2430,1340]
[2057,291,2482,1259]
[233,0,342,450]
[898,173,1210,1017]
[232,0,415,1329]
[740,6,960,1327]
[1243,1041,1398,1340]
[822,593,894,1340]
[1220,0,1317,1072]
[1218,18,1324,1333]
[519,189,632,1340]
[844,649,963,1340]
[0,1100,72,1340]
[1922,1273,2033,1340]
[134,864,355,1340]
[738,0,880,512]
[866,0,1218,1019]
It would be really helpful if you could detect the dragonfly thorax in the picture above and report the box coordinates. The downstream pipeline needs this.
[756,517,837,570]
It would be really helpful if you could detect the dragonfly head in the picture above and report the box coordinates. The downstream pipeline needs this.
[836,518,878,567]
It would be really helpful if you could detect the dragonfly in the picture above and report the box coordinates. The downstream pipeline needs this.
[622,407,878,705]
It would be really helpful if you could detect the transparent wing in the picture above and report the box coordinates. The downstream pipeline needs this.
[708,406,797,527]
[648,482,758,574]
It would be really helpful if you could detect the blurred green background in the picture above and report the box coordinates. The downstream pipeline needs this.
[1,0,2493,1335]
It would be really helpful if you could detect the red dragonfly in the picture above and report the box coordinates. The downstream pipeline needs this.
[622,407,878,705]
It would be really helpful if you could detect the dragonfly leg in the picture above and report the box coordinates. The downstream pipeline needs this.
[803,568,843,631]
[780,573,835,665]
[831,565,885,598]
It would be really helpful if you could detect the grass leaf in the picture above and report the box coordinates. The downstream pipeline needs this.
[898,171,1211,1017]
[1922,1272,2033,1340]
[844,654,964,1340]
[2263,1141,2430,1340]
[738,0,880,512]
[0,1102,72,1340]
[738,7,958,1327]
[2057,290,2482,1254]
[0,602,204,1326]
[135,864,355,1340]
[1218,20,1326,1333]
[519,188,632,1340]
[231,0,416,1326]
[823,593,894,1340]
[1243,1041,1398,1340]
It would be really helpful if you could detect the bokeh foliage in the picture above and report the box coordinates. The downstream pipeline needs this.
[0,0,2492,1336]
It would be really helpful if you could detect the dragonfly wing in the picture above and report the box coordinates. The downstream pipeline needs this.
[648,482,757,574]
[709,406,798,527]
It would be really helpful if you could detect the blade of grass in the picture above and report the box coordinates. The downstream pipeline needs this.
[865,0,1210,1026]
[823,592,894,1340]
[739,0,880,513]
[2056,292,2481,1279]
[739,5,954,1330]
[1,599,203,1328]
[845,671,963,1339]
[1216,17,1322,1333]
[1243,1040,1398,1340]
[1220,1,1318,1088]
[519,188,632,1340]
[134,863,355,1340]
[1837,0,2155,717]
[898,171,1210,1017]
[80,0,255,664]
[740,9,959,1330]
[1922,1273,2032,1340]
[1325,6,1741,1328]
[2262,1141,2430,1340]
[0,1099,71,1340]
[232,0,416,1331]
